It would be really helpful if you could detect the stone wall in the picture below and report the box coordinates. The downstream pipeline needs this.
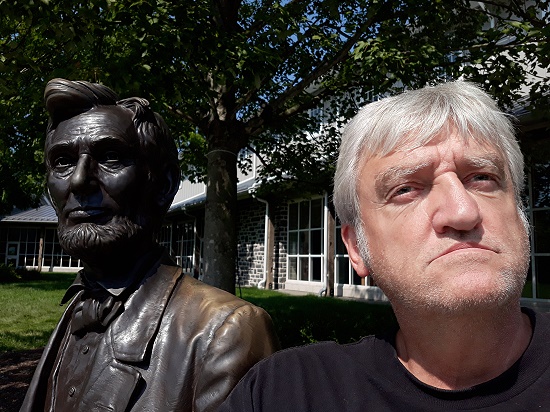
[236,199,289,289]
[271,203,288,290]
[236,198,267,287]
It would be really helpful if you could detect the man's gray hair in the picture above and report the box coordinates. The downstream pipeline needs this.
[333,81,524,229]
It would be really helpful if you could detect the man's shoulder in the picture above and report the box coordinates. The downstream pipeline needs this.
[251,334,386,375]
[220,335,392,411]
[523,306,550,329]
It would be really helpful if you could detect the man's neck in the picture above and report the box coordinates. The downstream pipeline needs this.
[393,304,532,390]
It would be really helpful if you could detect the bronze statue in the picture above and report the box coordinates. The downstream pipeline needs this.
[20,79,279,412]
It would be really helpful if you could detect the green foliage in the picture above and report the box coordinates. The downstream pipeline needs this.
[1,0,549,211]
[0,263,18,282]
[0,263,42,282]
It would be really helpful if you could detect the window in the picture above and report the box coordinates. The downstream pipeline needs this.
[334,220,375,286]
[287,198,324,282]
[526,160,550,298]
[158,225,173,253]
[309,107,324,131]
[2,227,41,268]
[42,228,81,269]
[175,221,196,273]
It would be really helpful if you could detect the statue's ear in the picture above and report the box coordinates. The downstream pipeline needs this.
[156,164,180,210]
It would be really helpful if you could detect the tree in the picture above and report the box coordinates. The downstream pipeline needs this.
[1,0,548,292]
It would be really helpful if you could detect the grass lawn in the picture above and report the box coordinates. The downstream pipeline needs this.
[0,273,397,352]
[0,272,75,352]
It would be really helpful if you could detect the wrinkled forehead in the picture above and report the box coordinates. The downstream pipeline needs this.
[46,106,137,149]
[359,123,507,165]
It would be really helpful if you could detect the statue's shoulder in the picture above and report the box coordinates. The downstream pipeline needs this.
[150,263,270,324]
[176,273,250,307]
[159,268,280,354]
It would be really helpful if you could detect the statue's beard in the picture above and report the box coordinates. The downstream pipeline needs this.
[58,216,146,264]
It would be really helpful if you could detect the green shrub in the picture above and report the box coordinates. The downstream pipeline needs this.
[0,263,19,282]
[16,267,41,280]
[0,264,41,282]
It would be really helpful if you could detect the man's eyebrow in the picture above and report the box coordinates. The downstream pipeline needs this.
[463,154,506,174]
[373,161,432,199]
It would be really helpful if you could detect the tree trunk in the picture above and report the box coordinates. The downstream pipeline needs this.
[201,148,238,293]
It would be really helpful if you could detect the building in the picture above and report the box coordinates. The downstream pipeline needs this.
[0,198,82,273]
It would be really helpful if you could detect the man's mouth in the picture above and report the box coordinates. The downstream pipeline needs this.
[67,207,111,223]
[431,243,495,262]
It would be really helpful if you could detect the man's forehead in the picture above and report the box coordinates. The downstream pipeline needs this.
[359,134,512,199]
[361,131,506,168]
[47,106,137,147]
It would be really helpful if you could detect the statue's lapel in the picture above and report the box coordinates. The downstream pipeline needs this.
[111,264,183,363]
[80,360,142,412]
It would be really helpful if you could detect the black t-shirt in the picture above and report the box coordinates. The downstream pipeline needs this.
[220,308,550,411]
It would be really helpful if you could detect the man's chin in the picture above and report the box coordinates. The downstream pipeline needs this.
[58,217,144,263]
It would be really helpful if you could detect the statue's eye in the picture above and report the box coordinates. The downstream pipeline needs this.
[102,151,120,162]
[53,156,73,169]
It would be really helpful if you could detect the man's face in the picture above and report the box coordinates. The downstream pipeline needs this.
[342,131,529,313]
[45,107,153,262]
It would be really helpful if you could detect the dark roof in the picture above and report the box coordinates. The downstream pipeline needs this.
[0,204,58,224]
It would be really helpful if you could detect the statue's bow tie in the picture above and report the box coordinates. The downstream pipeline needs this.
[71,293,123,336]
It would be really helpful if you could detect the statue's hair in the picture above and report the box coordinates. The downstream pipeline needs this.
[333,80,524,228]
[44,78,180,220]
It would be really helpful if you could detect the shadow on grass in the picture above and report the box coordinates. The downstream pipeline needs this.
[0,331,53,353]
[2,273,75,292]
[242,291,398,349]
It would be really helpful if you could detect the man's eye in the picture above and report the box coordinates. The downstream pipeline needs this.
[387,184,423,204]
[467,173,501,191]
[393,186,415,196]
[471,174,492,181]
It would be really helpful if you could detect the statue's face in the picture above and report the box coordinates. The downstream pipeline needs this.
[45,107,154,263]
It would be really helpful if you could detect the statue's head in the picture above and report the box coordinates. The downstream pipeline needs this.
[44,79,180,266]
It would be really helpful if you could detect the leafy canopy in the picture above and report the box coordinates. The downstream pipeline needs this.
[1,0,548,211]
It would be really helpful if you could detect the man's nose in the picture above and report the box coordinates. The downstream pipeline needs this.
[429,175,482,234]
[70,155,97,194]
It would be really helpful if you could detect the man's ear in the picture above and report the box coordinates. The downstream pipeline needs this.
[341,224,369,278]
[155,164,180,210]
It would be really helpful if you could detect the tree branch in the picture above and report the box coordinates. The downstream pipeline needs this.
[261,1,397,117]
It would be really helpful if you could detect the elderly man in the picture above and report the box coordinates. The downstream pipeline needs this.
[220,81,550,411]
[21,79,279,412]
